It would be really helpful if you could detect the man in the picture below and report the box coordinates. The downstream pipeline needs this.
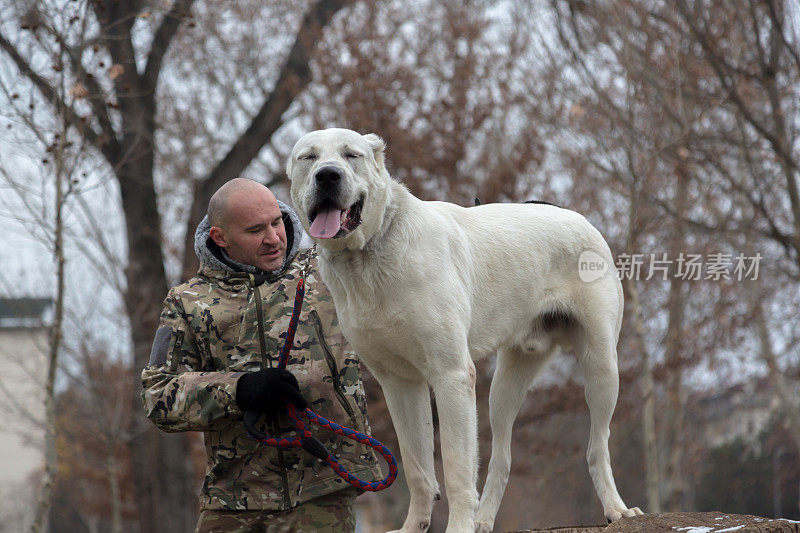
[142,178,381,532]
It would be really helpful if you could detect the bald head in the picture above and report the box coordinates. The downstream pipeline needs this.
[208,178,274,230]
[208,178,288,271]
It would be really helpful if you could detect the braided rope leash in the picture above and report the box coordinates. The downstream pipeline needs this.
[243,277,398,492]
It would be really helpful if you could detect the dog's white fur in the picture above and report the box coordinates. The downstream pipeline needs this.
[288,128,642,532]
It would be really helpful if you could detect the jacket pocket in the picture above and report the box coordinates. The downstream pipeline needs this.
[167,329,185,372]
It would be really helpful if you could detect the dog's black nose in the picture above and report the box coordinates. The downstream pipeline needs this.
[315,166,343,187]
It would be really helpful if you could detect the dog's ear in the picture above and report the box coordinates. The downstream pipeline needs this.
[285,155,294,181]
[363,133,386,168]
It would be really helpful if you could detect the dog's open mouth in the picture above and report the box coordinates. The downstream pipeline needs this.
[308,196,364,239]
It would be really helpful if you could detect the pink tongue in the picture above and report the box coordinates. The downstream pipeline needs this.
[309,207,343,239]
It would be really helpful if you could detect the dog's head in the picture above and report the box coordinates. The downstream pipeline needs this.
[287,128,391,251]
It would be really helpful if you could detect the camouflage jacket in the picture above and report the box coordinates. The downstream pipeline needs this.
[141,247,382,511]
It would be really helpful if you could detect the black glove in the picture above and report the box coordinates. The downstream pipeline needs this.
[236,368,308,421]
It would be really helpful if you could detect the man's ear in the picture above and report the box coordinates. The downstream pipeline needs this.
[209,226,228,248]
[363,133,386,169]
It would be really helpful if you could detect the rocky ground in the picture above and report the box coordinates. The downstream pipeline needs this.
[520,512,800,533]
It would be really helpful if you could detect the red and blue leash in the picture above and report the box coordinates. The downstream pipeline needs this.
[243,277,398,492]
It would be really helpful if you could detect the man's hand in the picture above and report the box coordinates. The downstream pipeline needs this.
[236,368,308,421]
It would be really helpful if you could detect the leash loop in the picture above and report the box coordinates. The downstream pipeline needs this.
[244,276,398,492]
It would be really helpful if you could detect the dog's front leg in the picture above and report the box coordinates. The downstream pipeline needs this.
[372,369,439,533]
[430,356,479,532]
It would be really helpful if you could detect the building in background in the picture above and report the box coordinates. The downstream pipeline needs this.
[0,297,52,532]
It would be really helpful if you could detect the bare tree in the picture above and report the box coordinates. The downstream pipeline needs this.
[0,1,354,529]
[0,35,92,528]
[549,0,800,512]
[29,110,70,533]
[52,342,140,533]
[305,0,551,204]
[673,0,800,274]
[623,167,662,513]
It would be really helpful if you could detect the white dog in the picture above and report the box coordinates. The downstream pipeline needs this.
[287,128,642,532]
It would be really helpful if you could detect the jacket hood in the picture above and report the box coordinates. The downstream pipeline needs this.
[194,199,307,276]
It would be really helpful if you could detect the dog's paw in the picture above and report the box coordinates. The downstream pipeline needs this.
[475,507,496,533]
[605,506,643,522]
[385,519,431,533]
[475,520,494,533]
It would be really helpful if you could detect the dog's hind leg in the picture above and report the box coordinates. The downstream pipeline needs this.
[575,326,643,522]
[372,369,439,533]
[475,345,556,533]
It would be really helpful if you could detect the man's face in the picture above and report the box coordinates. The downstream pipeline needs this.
[212,188,288,272]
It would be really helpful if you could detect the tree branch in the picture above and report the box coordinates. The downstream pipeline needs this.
[39,20,118,150]
[90,0,141,124]
[143,0,196,90]
[0,31,120,162]
[181,0,354,277]
[675,0,798,173]
[764,0,800,74]
[201,0,351,198]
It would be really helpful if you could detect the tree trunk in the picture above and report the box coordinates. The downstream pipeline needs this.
[107,451,122,533]
[753,285,800,456]
[113,85,197,531]
[624,169,661,513]
[31,126,67,533]
[627,277,661,513]
[118,148,197,532]
[662,159,688,512]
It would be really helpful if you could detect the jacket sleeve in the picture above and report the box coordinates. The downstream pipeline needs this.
[141,288,245,432]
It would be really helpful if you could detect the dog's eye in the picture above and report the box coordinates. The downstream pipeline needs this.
[299,154,318,161]
[343,152,362,159]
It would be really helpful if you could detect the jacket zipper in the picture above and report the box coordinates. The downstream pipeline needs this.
[309,310,360,430]
[250,274,292,510]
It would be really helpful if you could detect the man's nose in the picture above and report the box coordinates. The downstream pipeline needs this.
[263,226,280,245]
[314,165,343,189]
